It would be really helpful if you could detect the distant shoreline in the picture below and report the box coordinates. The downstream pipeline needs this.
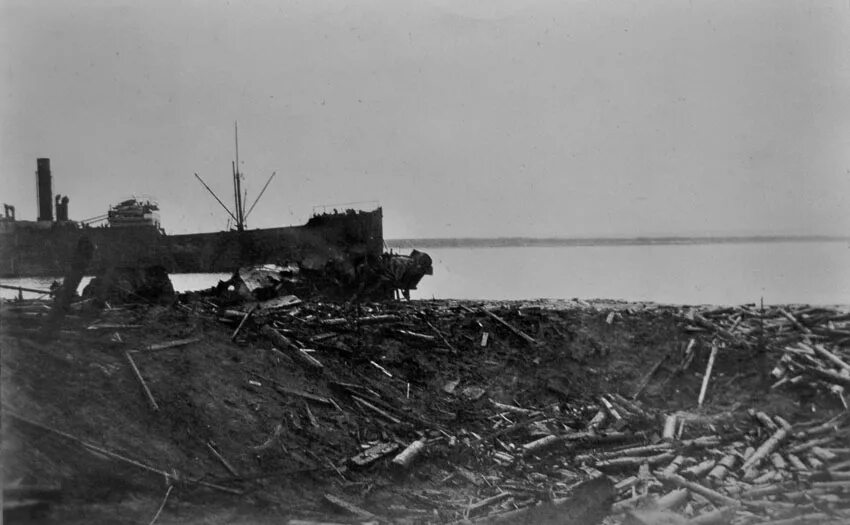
[386,235,850,249]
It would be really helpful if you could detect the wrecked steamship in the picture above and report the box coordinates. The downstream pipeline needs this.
[0,158,387,283]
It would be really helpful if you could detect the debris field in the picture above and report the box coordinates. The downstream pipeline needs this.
[2,294,850,524]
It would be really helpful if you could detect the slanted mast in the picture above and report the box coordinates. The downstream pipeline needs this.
[193,122,276,232]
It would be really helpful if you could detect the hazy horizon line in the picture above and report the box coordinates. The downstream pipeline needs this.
[386,234,850,248]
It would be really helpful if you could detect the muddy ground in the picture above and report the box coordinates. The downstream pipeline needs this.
[1,296,847,524]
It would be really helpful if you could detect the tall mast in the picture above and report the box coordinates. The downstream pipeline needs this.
[233,121,245,231]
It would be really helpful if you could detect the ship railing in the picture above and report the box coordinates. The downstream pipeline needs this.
[312,200,380,216]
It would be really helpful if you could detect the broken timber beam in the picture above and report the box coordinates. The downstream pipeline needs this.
[261,325,323,372]
[480,308,537,346]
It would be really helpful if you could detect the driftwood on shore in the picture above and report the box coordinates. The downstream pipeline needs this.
[7,292,850,524]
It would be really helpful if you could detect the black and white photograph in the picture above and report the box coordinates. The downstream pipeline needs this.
[1,0,849,523]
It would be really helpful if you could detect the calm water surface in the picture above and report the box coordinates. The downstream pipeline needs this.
[2,242,849,305]
[412,242,850,305]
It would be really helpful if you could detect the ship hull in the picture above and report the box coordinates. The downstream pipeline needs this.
[0,209,383,277]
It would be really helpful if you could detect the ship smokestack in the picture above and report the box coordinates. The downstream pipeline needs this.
[36,158,53,221]
[54,195,70,221]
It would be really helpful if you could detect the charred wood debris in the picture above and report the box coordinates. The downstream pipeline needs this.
[5,288,850,524]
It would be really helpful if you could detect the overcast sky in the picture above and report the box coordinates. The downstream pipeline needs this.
[1,0,849,239]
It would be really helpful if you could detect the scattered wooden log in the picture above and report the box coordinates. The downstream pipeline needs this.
[796,414,846,439]
[577,443,672,463]
[147,484,173,525]
[655,488,689,510]
[740,426,789,476]
[588,408,609,431]
[691,313,740,344]
[391,438,426,469]
[697,344,719,407]
[769,453,787,471]
[424,319,458,352]
[631,353,668,400]
[491,400,539,416]
[810,446,837,462]
[485,475,614,525]
[348,442,400,469]
[595,451,675,471]
[286,520,350,525]
[467,491,513,514]
[681,435,721,449]
[740,482,798,499]
[752,411,778,431]
[687,505,735,525]
[614,476,639,493]
[356,314,400,325]
[802,366,850,389]
[788,435,835,454]
[231,306,256,341]
[262,326,324,372]
[786,453,808,471]
[125,351,159,411]
[252,423,283,452]
[682,459,716,479]
[656,473,740,507]
[140,337,202,352]
[610,393,651,420]
[662,414,678,441]
[3,410,174,480]
[779,308,812,335]
[480,308,537,346]
[600,396,624,424]
[322,494,376,520]
[708,454,738,483]
[206,441,239,477]
[396,329,437,342]
[661,455,686,477]
[303,401,320,428]
[521,435,562,456]
[274,384,333,406]
[351,396,403,425]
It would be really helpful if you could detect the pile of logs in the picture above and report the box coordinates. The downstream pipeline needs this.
[199,298,850,523]
[604,410,850,524]
[13,292,848,524]
[683,305,850,408]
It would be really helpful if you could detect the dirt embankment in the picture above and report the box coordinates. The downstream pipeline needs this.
[2,297,848,524]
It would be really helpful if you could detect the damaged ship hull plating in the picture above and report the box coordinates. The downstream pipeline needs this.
[0,209,384,277]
